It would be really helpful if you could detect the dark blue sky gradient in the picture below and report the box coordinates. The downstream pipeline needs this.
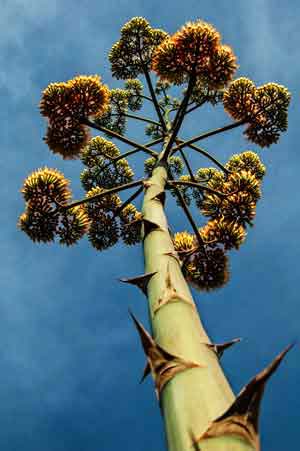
[1,1,300,450]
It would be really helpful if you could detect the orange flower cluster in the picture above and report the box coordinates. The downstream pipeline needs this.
[152,20,237,87]
[40,75,110,158]
[19,168,90,245]
[223,78,291,147]
[109,17,168,79]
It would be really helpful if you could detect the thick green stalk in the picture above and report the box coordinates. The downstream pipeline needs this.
[141,163,256,451]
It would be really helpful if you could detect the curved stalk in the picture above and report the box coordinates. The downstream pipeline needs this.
[141,162,256,451]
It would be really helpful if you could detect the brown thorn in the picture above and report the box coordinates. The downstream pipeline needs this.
[147,184,166,206]
[129,309,155,354]
[119,272,157,296]
[205,338,242,359]
[142,218,164,240]
[140,362,151,384]
[150,190,166,206]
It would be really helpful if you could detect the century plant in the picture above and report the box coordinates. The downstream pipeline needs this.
[19,17,292,451]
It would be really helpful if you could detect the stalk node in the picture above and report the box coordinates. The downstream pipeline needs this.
[163,251,181,265]
[149,185,166,206]
[153,262,195,314]
[129,310,204,400]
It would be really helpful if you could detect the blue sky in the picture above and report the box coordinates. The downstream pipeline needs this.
[1,0,300,449]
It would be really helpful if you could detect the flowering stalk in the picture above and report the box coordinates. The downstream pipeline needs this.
[141,159,237,450]
[19,16,292,451]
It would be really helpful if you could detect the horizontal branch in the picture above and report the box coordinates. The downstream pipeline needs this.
[112,112,162,128]
[59,180,145,211]
[176,138,230,175]
[172,119,246,152]
[82,118,158,157]
[104,137,163,169]
[167,180,227,198]
[114,185,144,216]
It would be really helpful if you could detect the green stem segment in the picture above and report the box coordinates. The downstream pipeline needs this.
[141,162,255,451]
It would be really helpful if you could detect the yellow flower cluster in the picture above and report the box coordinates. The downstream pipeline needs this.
[84,187,142,250]
[201,170,259,225]
[94,88,129,136]
[19,168,89,245]
[119,204,143,245]
[80,136,134,191]
[223,78,291,147]
[124,79,144,111]
[109,17,168,79]
[85,186,121,251]
[151,20,237,88]
[40,75,110,158]
[184,247,229,291]
[201,217,246,250]
[173,231,195,253]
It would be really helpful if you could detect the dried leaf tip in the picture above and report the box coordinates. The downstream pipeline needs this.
[206,337,242,358]
[194,343,294,450]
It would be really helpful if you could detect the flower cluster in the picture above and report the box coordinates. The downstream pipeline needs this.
[173,231,195,253]
[172,151,265,290]
[40,75,110,158]
[225,150,266,179]
[185,247,229,291]
[173,229,230,291]
[124,79,144,111]
[152,20,237,88]
[190,83,224,106]
[223,78,291,147]
[200,170,260,226]
[170,175,194,206]
[119,204,143,245]
[80,136,134,191]
[109,17,168,79]
[85,186,121,251]
[94,88,129,136]
[19,168,90,245]
[84,187,142,250]
[145,123,163,140]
